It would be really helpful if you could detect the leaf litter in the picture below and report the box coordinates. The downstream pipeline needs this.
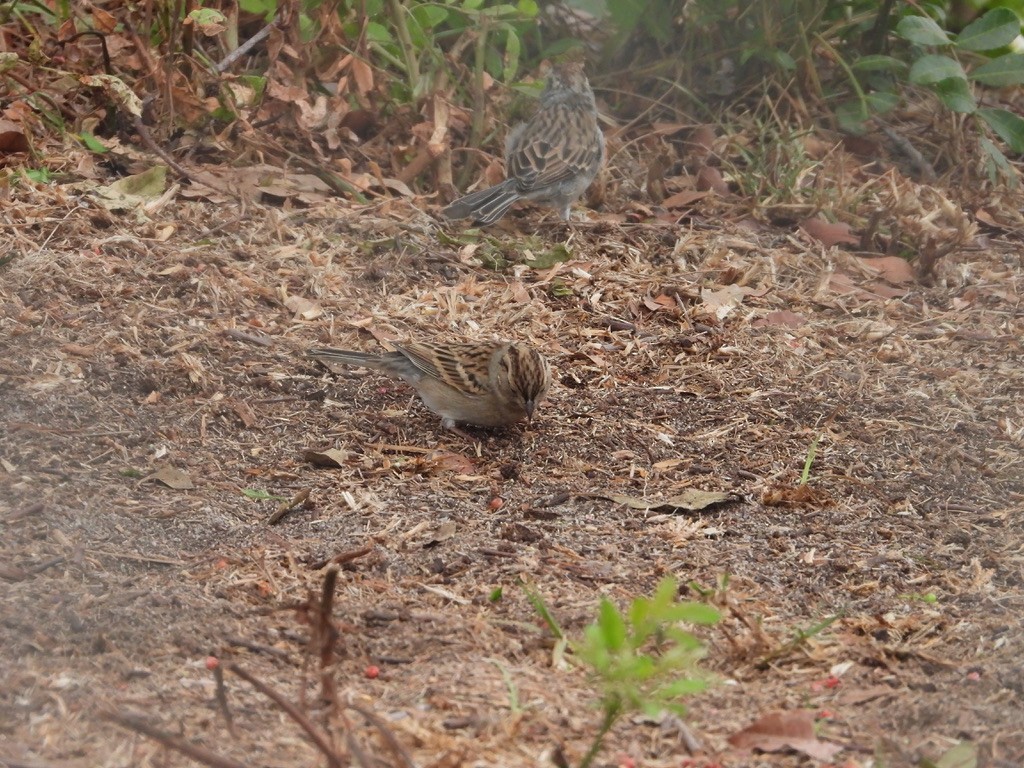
[2,32,1024,767]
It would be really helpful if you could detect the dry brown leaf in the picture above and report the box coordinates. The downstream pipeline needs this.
[424,520,457,547]
[753,310,806,329]
[728,710,842,762]
[686,124,716,159]
[858,256,914,284]
[700,284,750,320]
[800,218,859,247]
[0,119,29,153]
[91,7,118,33]
[974,208,1004,229]
[144,466,194,490]
[661,189,709,209]
[351,57,374,96]
[599,489,737,512]
[827,272,871,299]
[303,448,350,468]
[421,451,477,474]
[643,294,678,312]
[283,294,323,320]
[651,121,689,136]
[229,400,257,429]
[761,484,830,506]
[696,165,728,194]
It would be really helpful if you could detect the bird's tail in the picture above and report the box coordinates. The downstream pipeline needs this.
[442,180,520,225]
[307,348,383,369]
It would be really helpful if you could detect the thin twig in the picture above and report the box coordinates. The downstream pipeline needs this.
[217,22,276,73]
[105,712,250,768]
[227,663,343,768]
[212,661,237,738]
[348,701,416,768]
[317,566,341,704]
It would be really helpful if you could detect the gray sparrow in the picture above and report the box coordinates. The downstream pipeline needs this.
[443,61,604,225]
[307,341,551,430]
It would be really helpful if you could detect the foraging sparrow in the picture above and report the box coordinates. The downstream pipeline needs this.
[307,341,551,430]
[443,61,604,225]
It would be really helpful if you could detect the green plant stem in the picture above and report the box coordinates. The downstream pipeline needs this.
[458,24,490,189]
[384,0,421,97]
[578,699,621,768]
[815,33,867,106]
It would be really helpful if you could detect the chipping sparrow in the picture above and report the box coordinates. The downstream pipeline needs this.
[443,61,604,225]
[307,341,551,430]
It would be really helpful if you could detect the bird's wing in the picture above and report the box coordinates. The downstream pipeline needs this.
[506,103,601,193]
[396,342,502,397]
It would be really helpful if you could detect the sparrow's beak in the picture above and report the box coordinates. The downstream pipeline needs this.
[525,399,536,422]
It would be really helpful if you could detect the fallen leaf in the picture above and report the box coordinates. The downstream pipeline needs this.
[761,484,830,506]
[643,294,678,312]
[599,489,737,512]
[421,450,477,474]
[696,165,728,194]
[700,284,750,320]
[351,56,374,96]
[424,520,457,547]
[652,458,686,470]
[753,310,806,329]
[0,118,29,153]
[932,740,977,768]
[143,465,194,490]
[858,256,914,284]
[837,685,896,706]
[728,710,842,762]
[303,448,350,468]
[686,124,717,158]
[229,400,257,428]
[661,189,710,209]
[284,294,323,320]
[92,165,167,210]
[973,208,1005,229]
[800,217,859,247]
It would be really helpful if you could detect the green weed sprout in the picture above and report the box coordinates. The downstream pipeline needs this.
[564,577,720,768]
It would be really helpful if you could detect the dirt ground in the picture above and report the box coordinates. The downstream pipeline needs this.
[2,186,1023,768]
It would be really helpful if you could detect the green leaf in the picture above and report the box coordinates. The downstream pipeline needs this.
[956,8,1020,52]
[771,49,796,71]
[971,53,1024,86]
[77,132,108,154]
[366,21,393,44]
[488,586,503,602]
[933,740,977,768]
[549,280,573,297]
[933,76,976,112]
[909,54,966,85]
[655,678,708,698]
[835,98,870,133]
[580,623,611,670]
[979,137,1017,185]
[503,26,521,82]
[410,4,448,30]
[851,54,909,74]
[661,603,721,625]
[866,91,900,114]
[979,107,1024,152]
[597,598,627,651]
[516,0,538,17]
[239,0,276,16]
[525,243,571,269]
[896,15,952,46]
[518,579,564,638]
